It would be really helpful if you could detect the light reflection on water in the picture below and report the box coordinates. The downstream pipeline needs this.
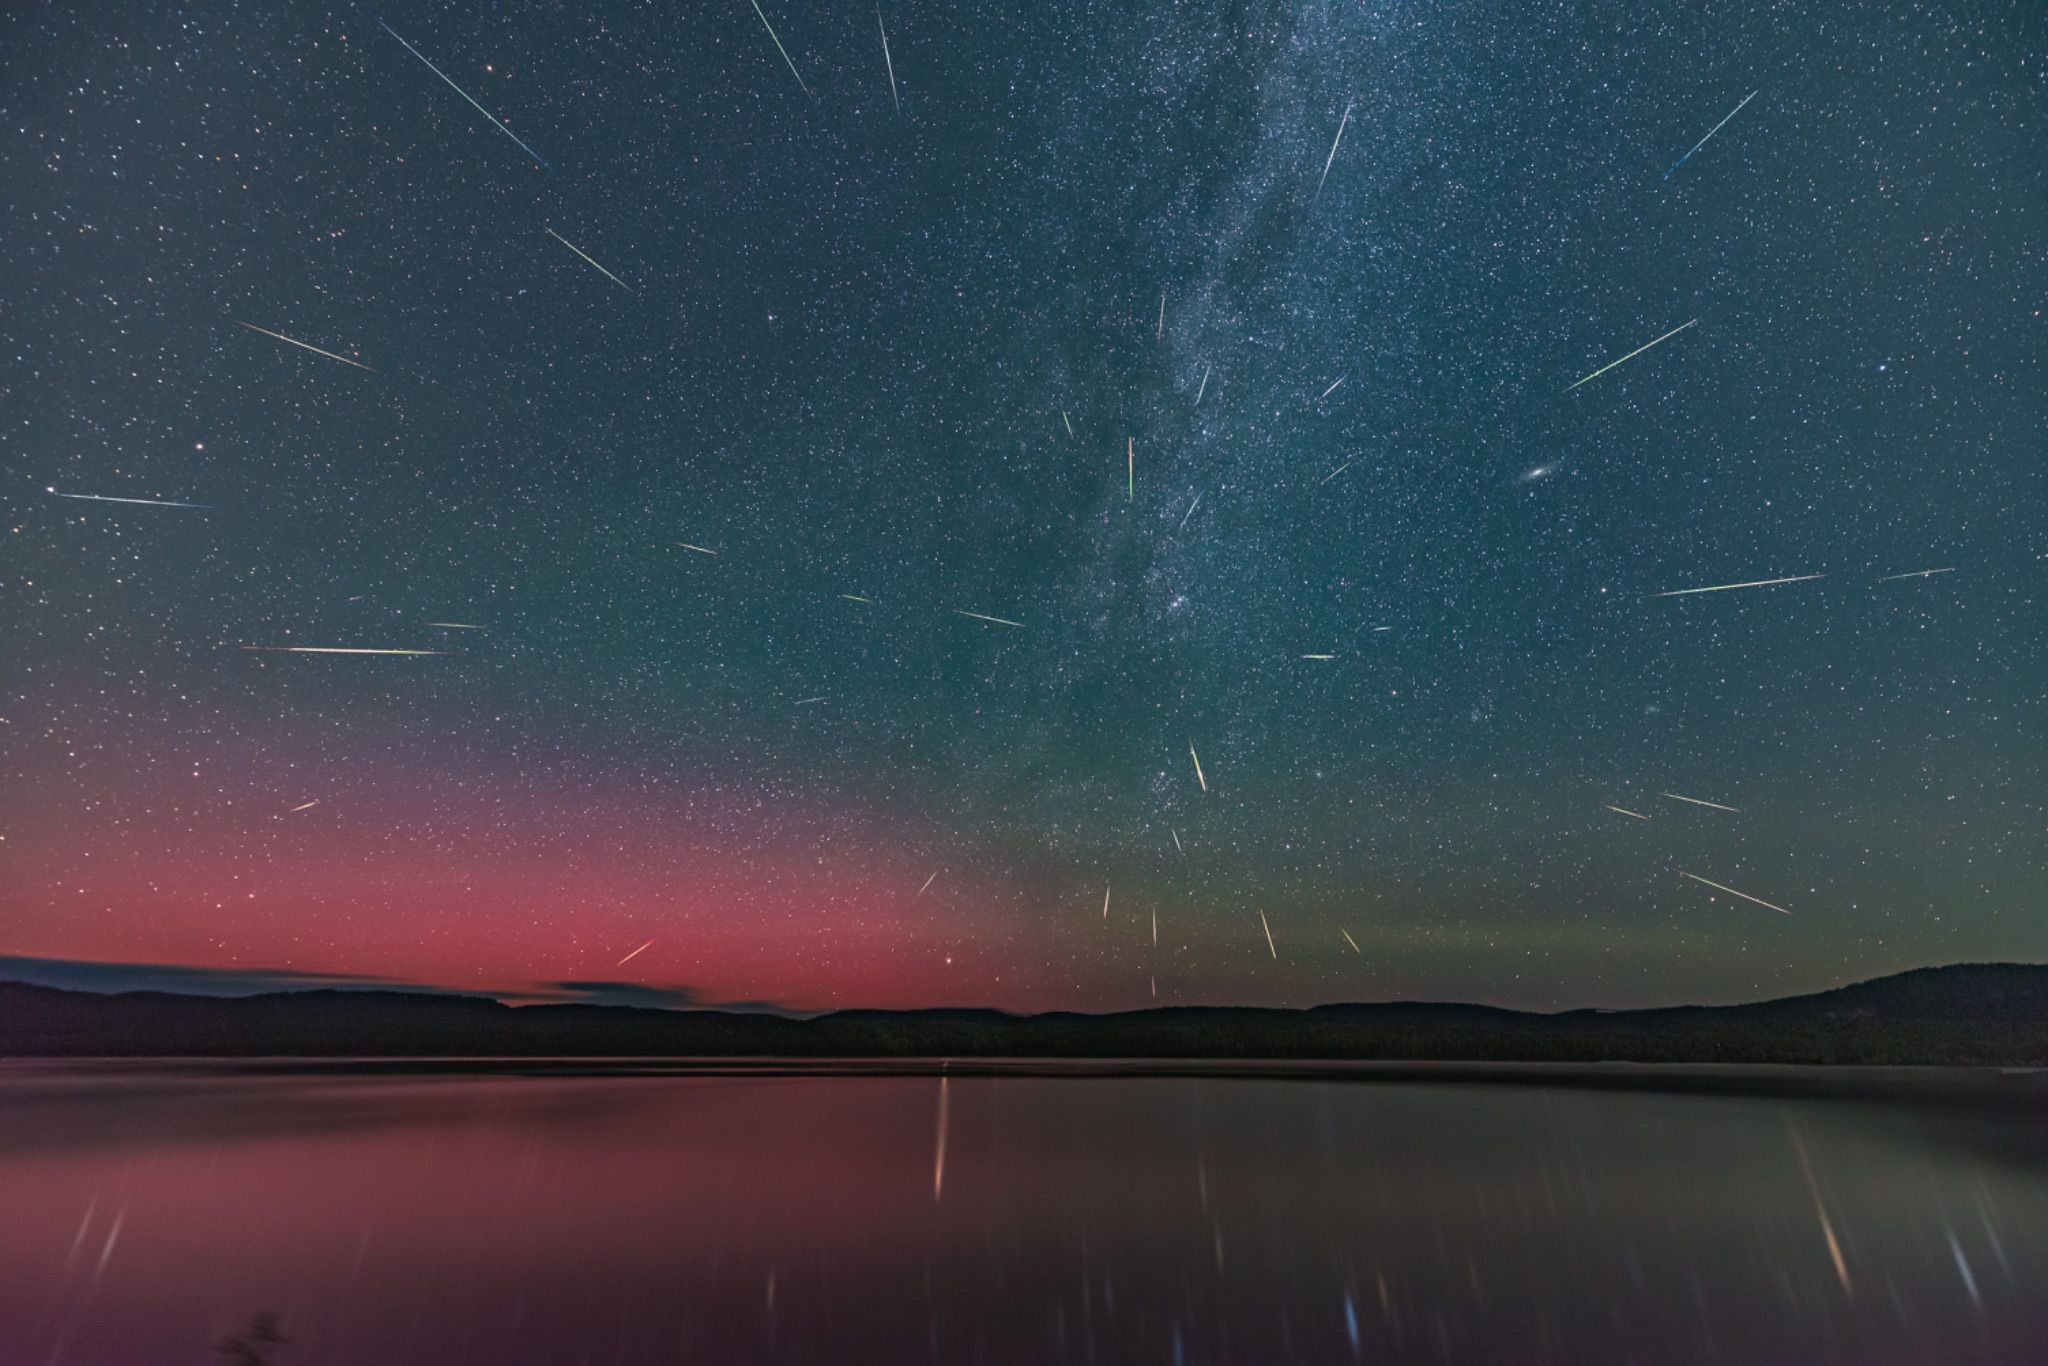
[4,1064,2045,1364]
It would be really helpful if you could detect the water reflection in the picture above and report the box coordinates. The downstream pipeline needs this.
[4,1066,2044,1364]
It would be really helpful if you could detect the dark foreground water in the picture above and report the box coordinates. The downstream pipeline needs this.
[4,1063,2046,1365]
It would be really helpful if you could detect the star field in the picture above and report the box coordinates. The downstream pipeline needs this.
[4,0,2043,1011]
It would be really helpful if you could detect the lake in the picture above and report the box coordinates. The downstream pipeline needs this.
[4,1062,2045,1364]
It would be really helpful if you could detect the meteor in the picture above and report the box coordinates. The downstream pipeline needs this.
[233,320,374,372]
[1301,654,1335,661]
[1189,741,1207,793]
[1151,908,1158,946]
[1661,791,1741,813]
[1603,804,1652,820]
[1566,318,1697,392]
[840,593,874,604]
[1318,459,1355,486]
[748,0,811,97]
[1258,908,1277,959]
[672,542,720,556]
[427,622,486,630]
[288,800,321,813]
[1664,89,1758,180]
[1127,437,1134,501]
[241,646,459,655]
[1340,928,1360,954]
[1879,567,1955,582]
[1678,870,1790,915]
[1169,827,1183,854]
[1102,884,1111,920]
[918,871,938,897]
[376,18,547,166]
[1313,101,1353,203]
[877,7,900,114]
[546,228,634,292]
[1177,491,1202,531]
[617,939,655,966]
[1194,364,1211,406]
[1650,573,1824,598]
[47,489,211,509]
[1061,409,1074,438]
[953,609,1025,628]
[1157,290,1165,339]
[1319,376,1346,400]
[795,695,828,705]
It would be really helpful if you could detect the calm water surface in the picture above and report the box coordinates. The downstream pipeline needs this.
[4,1063,2045,1365]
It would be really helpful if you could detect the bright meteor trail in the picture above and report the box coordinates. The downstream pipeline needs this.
[1679,870,1791,915]
[376,19,547,167]
[1650,573,1824,598]
[953,609,1025,628]
[1662,791,1742,813]
[241,646,460,656]
[617,939,655,966]
[748,0,811,97]
[877,8,900,115]
[1664,89,1758,179]
[1566,318,1697,392]
[1313,101,1353,203]
[546,228,634,292]
[48,489,211,509]
[233,320,374,372]
[1189,741,1207,793]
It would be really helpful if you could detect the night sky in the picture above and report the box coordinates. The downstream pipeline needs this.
[5,1,2043,1014]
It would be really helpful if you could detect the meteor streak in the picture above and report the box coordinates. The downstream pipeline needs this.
[1157,291,1165,339]
[1189,741,1207,793]
[1313,101,1353,202]
[1661,791,1741,813]
[1340,928,1360,953]
[1170,828,1183,854]
[795,695,828,705]
[1319,376,1346,400]
[1678,869,1791,915]
[1650,573,1824,598]
[1566,318,1697,392]
[233,320,374,371]
[1151,908,1158,946]
[1061,409,1074,438]
[1258,908,1277,958]
[953,609,1025,628]
[617,939,655,966]
[1102,884,1111,920]
[1879,567,1955,581]
[241,646,459,655]
[877,8,900,114]
[427,622,486,630]
[1177,491,1202,531]
[1194,364,1211,406]
[840,593,874,604]
[748,0,811,97]
[1604,804,1652,820]
[1127,437,1134,501]
[376,18,547,166]
[1301,654,1335,661]
[918,871,938,897]
[672,542,720,556]
[289,800,321,813]
[1319,459,1355,486]
[47,489,211,509]
[1664,89,1758,179]
[546,228,634,292]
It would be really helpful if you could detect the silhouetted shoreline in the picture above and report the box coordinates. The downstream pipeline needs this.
[5,962,2046,1068]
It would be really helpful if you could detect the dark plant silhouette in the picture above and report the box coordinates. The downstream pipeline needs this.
[216,1313,286,1366]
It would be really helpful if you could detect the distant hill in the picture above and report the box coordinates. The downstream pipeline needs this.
[3,964,2046,1065]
